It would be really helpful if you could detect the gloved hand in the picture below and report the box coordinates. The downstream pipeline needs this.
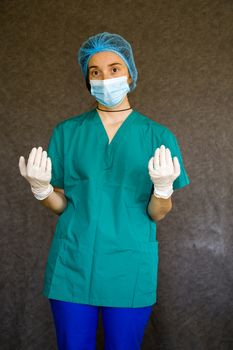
[148,144,181,199]
[19,146,54,200]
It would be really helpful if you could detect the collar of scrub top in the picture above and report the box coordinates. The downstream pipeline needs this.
[92,107,137,148]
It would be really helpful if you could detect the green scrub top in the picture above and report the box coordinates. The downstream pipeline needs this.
[42,108,190,308]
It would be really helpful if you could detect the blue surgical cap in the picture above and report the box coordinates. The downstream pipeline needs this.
[77,32,138,92]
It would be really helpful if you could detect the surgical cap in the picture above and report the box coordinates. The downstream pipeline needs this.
[77,32,138,92]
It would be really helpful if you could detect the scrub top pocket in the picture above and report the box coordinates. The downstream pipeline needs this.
[133,241,159,306]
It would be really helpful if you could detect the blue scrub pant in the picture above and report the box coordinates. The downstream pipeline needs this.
[49,298,154,350]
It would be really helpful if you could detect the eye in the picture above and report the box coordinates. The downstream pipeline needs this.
[112,67,119,73]
[91,70,99,77]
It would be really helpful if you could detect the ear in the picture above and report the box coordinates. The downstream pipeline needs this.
[127,75,133,85]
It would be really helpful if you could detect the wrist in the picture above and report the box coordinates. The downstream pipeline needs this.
[31,183,54,200]
[153,184,173,199]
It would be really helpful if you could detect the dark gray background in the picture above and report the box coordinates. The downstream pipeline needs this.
[1,0,232,349]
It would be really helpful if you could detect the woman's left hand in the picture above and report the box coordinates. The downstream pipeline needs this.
[148,145,181,199]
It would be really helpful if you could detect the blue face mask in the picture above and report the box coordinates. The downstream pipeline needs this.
[89,75,130,107]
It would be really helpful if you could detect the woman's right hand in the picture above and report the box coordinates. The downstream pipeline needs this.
[18,146,54,200]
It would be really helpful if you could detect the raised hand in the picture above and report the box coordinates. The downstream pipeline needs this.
[19,146,54,200]
[148,145,180,199]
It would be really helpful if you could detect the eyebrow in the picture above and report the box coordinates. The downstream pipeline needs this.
[89,62,123,69]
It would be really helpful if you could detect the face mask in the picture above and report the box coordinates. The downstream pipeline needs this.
[89,75,130,108]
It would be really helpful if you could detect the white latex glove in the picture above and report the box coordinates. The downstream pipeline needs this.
[19,146,54,200]
[148,144,181,199]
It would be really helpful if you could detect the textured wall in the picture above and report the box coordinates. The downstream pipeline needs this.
[1,0,232,349]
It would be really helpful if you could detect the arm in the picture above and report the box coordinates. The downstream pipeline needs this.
[147,144,180,221]
[39,187,67,216]
[147,194,172,222]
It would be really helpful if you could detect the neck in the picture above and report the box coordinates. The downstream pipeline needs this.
[97,96,131,112]
[96,96,133,122]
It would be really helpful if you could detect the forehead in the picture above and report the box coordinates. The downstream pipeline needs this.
[88,51,126,68]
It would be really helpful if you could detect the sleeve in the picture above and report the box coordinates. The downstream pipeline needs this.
[47,124,64,189]
[161,128,190,191]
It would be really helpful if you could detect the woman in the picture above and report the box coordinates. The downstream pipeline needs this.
[19,32,190,350]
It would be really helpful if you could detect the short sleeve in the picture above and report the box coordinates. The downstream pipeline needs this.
[47,124,64,188]
[161,128,190,191]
